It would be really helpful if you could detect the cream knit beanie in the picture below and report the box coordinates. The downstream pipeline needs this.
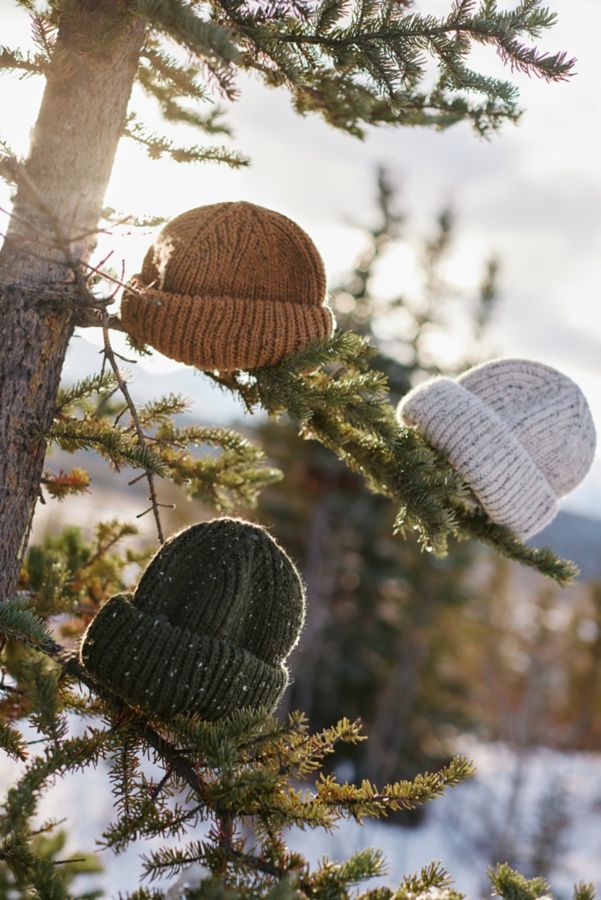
[397,359,596,539]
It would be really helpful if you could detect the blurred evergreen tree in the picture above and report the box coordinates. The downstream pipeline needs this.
[255,168,499,784]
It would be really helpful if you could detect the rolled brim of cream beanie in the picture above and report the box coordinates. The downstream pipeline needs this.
[397,359,596,540]
[80,593,287,720]
[121,277,334,371]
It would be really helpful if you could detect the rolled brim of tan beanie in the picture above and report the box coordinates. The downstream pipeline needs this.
[121,277,334,371]
[80,594,287,720]
[397,377,560,540]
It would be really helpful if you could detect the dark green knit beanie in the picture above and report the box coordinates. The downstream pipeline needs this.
[79,518,305,721]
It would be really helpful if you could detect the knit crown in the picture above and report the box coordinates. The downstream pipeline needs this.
[142,202,327,305]
[457,360,594,498]
[121,202,334,371]
[397,359,596,540]
[80,519,305,721]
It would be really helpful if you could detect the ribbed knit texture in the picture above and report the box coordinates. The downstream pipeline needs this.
[397,359,596,540]
[80,519,306,720]
[121,202,334,371]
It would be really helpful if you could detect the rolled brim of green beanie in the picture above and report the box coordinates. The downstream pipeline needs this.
[121,277,334,371]
[80,594,287,720]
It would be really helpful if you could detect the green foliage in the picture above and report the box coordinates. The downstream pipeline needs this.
[0,728,113,898]
[156,422,283,511]
[126,0,574,138]
[18,519,144,626]
[48,372,281,514]
[55,371,119,412]
[23,656,68,746]
[0,583,478,899]
[0,719,28,762]
[210,330,575,583]
[394,862,463,900]
[48,415,167,474]
[0,39,48,78]
[133,0,241,94]
[0,827,103,900]
[123,112,249,167]
[0,524,593,895]
[574,885,596,900]
[0,596,53,651]
[489,864,550,900]
[138,38,216,123]
[9,0,572,141]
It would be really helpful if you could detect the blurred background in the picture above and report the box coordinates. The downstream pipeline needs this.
[1,1,601,896]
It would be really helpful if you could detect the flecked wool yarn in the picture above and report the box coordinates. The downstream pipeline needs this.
[397,359,596,540]
[121,202,334,371]
[80,519,305,721]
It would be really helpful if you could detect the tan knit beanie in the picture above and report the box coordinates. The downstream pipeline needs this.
[397,359,596,540]
[121,202,334,371]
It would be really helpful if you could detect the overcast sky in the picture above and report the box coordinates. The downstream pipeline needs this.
[2,0,600,520]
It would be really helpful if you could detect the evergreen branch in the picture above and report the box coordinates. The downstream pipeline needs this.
[0,729,114,838]
[208,333,575,582]
[396,861,454,899]
[41,467,91,500]
[123,113,248,166]
[314,846,387,888]
[133,0,240,95]
[75,520,140,577]
[139,42,210,101]
[30,14,57,64]
[489,863,550,900]
[102,802,200,854]
[108,733,142,823]
[0,596,54,651]
[213,0,573,134]
[141,840,210,882]
[0,720,28,762]
[144,421,283,511]
[136,394,190,426]
[312,754,474,820]
[574,885,596,900]
[117,890,165,899]
[0,832,71,899]
[56,372,118,412]
[23,657,68,747]
[47,418,166,476]
[453,505,578,584]
[0,45,46,77]
[138,43,233,133]
[266,0,573,84]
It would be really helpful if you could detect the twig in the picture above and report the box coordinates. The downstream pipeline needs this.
[29,818,68,837]
[149,767,173,802]
[100,313,165,544]
[52,857,86,865]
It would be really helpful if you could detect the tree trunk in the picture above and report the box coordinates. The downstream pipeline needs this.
[0,4,146,603]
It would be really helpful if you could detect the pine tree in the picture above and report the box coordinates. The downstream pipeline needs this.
[254,168,495,786]
[0,2,592,896]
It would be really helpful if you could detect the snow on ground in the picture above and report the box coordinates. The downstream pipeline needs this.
[2,736,601,897]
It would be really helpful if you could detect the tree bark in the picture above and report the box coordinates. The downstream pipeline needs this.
[0,4,146,602]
